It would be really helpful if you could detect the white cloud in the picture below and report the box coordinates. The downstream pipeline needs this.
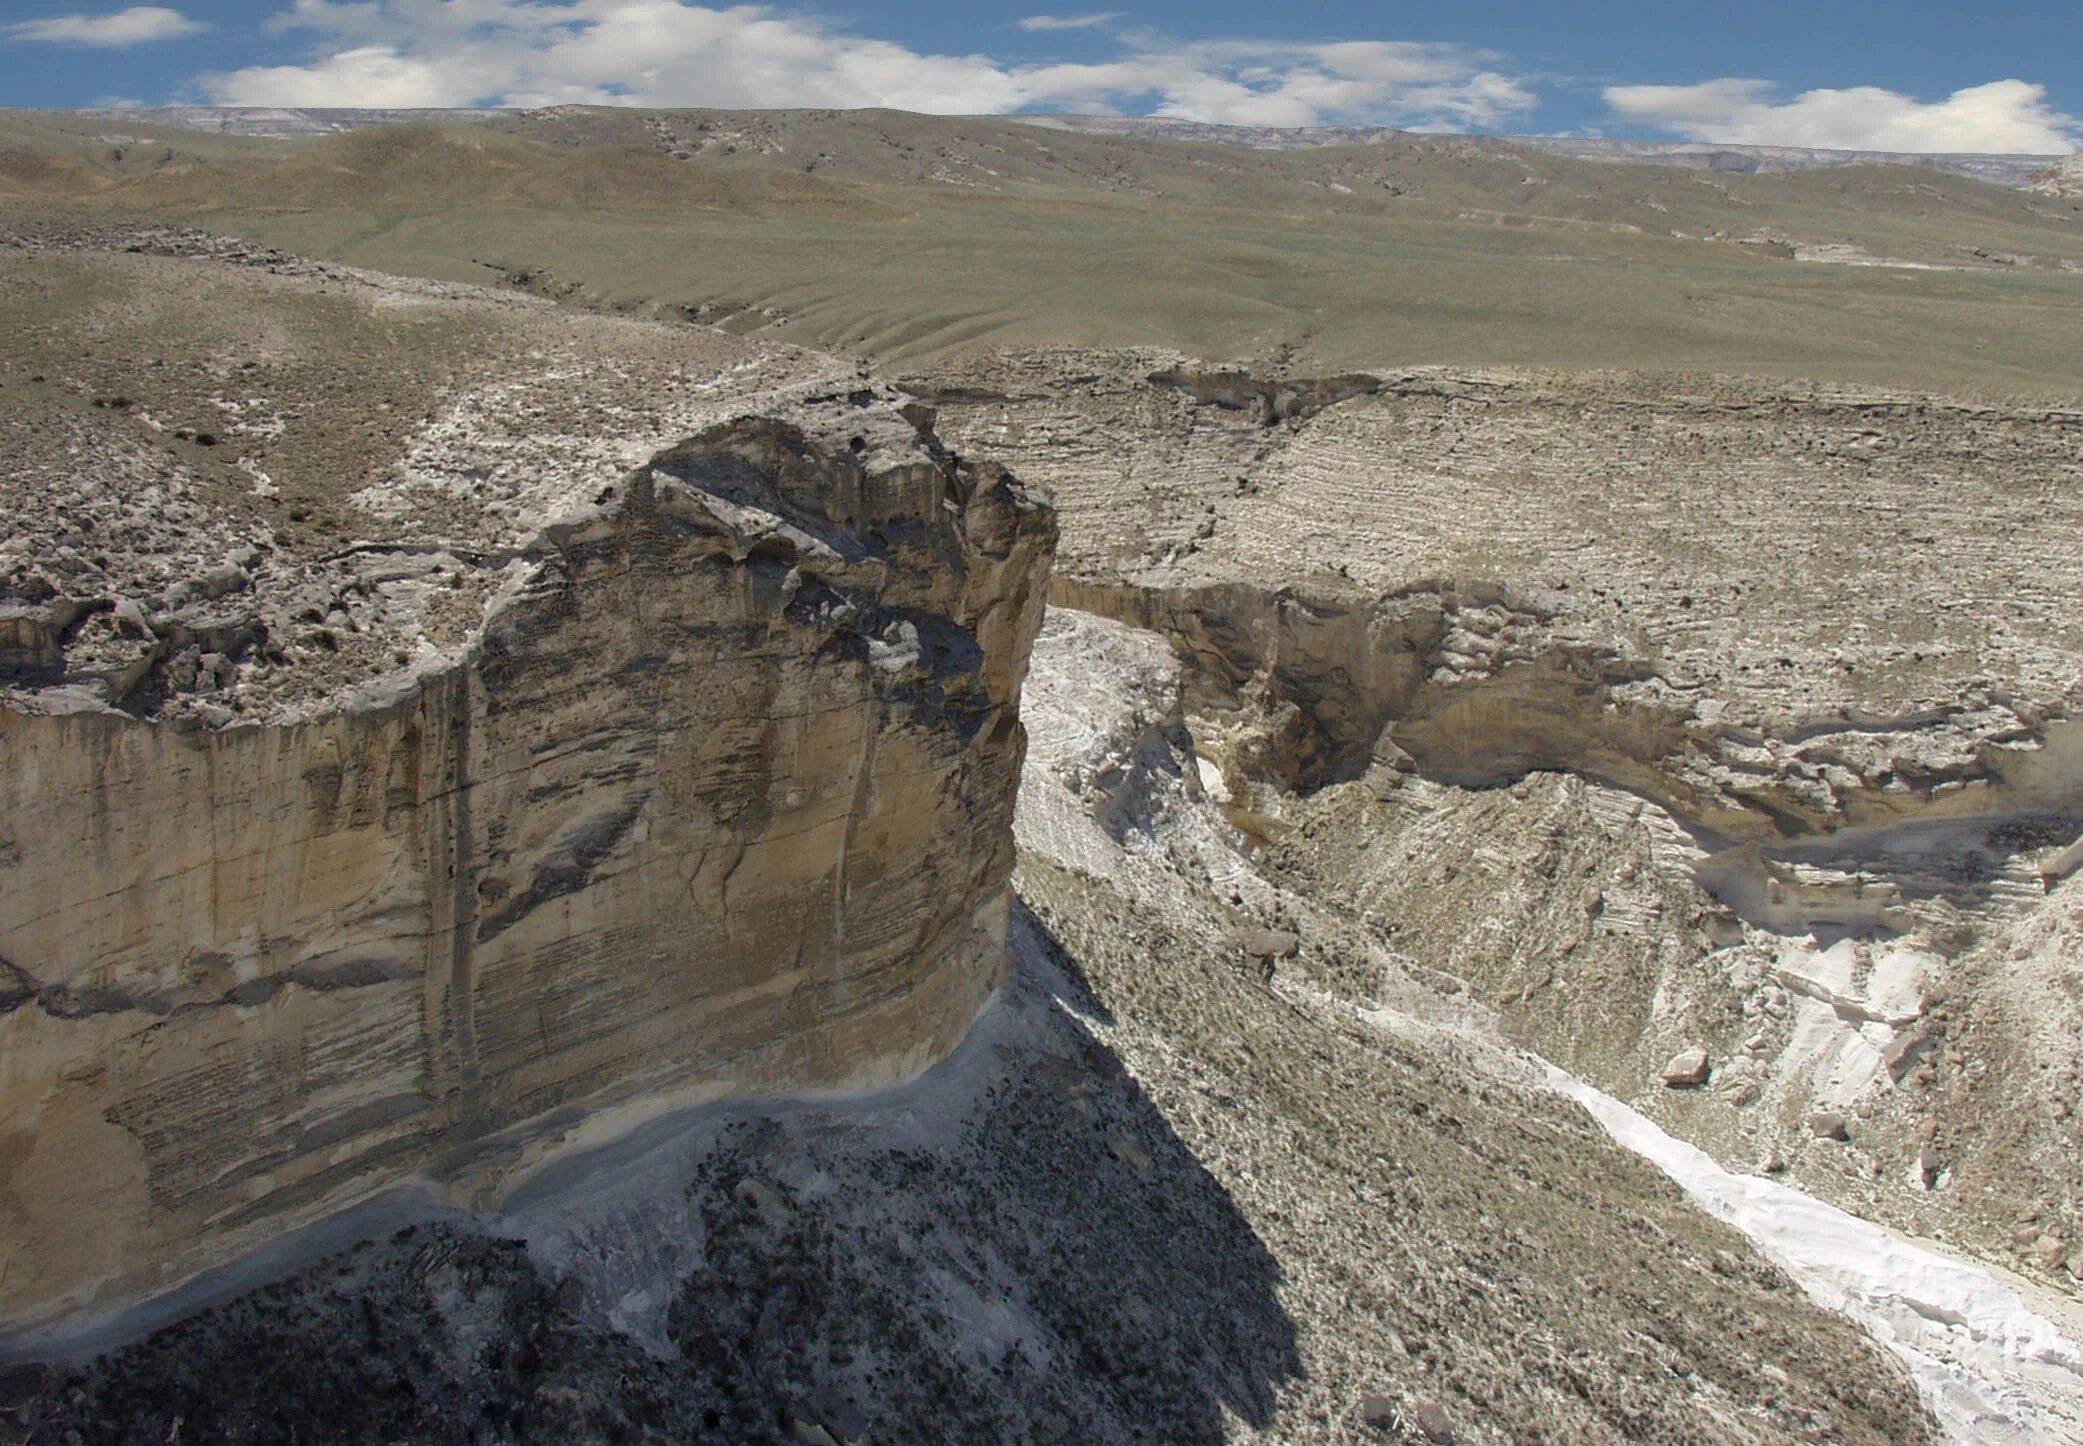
[4,4,204,46]
[196,0,1538,130]
[1605,77,2082,154]
[1130,40,1536,130]
[1015,12,1120,32]
[216,44,492,107]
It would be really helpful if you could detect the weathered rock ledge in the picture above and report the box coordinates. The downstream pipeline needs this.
[0,399,1054,1337]
[1051,574,2082,840]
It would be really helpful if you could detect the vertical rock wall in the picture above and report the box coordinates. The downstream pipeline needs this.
[0,409,1054,1336]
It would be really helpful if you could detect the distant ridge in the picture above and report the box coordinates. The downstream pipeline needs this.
[59,106,2070,188]
[66,105,507,136]
[1019,114,2067,188]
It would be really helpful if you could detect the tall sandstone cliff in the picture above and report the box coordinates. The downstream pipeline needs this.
[0,404,1054,1336]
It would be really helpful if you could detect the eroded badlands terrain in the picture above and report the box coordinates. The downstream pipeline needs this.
[919,350,2083,1292]
[1,221,2079,1444]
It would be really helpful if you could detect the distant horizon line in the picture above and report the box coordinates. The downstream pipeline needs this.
[9,103,2074,159]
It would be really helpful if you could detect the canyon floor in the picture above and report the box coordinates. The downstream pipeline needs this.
[3,110,2083,1444]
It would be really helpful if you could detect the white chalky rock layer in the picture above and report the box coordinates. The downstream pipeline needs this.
[1547,1066,2083,1444]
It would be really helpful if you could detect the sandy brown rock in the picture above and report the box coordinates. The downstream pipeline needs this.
[0,399,1055,1336]
[1661,1046,1712,1088]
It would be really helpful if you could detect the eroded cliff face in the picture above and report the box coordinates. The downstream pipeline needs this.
[928,349,2083,1298]
[0,404,1054,1337]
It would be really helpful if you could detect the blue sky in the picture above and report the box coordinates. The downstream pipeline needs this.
[2,0,2079,153]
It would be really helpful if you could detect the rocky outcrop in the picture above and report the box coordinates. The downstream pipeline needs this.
[1051,576,2080,860]
[1145,367,1384,428]
[1046,577,1440,789]
[0,403,1054,1338]
[2031,155,2083,198]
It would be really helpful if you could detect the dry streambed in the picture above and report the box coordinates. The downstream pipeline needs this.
[1543,1068,2083,1443]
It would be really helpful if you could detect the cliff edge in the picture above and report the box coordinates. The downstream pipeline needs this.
[0,353,1054,1335]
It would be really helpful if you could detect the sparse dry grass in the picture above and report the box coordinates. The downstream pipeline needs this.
[3,107,2081,396]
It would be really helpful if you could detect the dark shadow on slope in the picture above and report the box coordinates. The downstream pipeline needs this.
[1764,809,2083,910]
[656,922,1301,1443]
[1011,893,1116,1025]
[13,904,1299,1446]
[1687,809,2083,947]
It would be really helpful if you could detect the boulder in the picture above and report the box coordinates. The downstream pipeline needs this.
[1409,1399,1456,1443]
[1808,1111,1851,1142]
[1243,927,1302,960]
[1660,1046,1711,1088]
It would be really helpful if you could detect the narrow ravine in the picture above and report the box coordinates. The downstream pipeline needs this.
[1544,1067,2083,1444]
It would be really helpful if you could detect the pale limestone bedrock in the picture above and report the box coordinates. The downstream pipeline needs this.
[0,403,1055,1336]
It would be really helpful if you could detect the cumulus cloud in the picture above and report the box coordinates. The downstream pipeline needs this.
[1015,12,1121,32]
[1605,77,2082,154]
[4,4,205,46]
[196,0,1537,130]
[1135,39,1536,129]
[219,44,493,107]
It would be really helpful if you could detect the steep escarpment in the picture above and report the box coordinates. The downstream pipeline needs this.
[8,608,1942,1446]
[1052,574,2080,848]
[0,400,1054,1338]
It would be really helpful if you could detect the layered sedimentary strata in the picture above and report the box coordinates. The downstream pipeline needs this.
[932,349,2083,881]
[9,605,1942,1445]
[0,402,1054,1336]
[926,347,2083,1286]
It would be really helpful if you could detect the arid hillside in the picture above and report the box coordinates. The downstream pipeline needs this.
[3,107,2082,394]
